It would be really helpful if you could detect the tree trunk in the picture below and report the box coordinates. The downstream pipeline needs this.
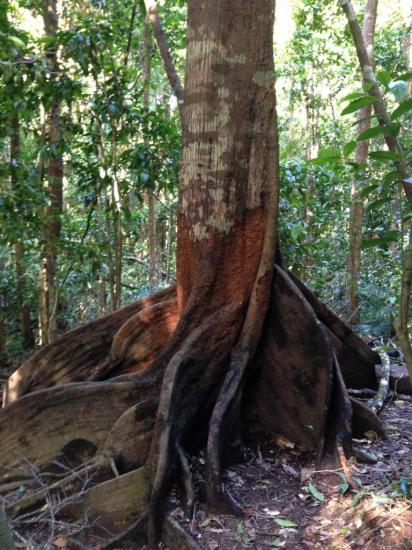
[346,0,378,324]
[340,0,412,380]
[10,114,34,349]
[38,0,63,345]
[143,0,184,121]
[0,1,384,546]
[143,15,158,291]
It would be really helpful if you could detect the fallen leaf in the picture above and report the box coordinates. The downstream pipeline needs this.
[275,518,298,528]
[308,482,325,502]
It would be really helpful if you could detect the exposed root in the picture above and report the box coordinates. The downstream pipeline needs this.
[110,298,178,376]
[350,397,387,439]
[0,265,384,546]
[176,443,195,516]
[98,514,146,549]
[162,515,202,549]
[148,304,242,543]
[60,467,148,534]
[0,372,161,480]
[103,398,158,473]
[3,287,175,404]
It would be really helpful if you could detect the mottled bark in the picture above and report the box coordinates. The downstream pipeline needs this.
[38,0,63,345]
[347,0,378,324]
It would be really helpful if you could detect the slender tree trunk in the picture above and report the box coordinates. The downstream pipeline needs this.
[341,0,412,379]
[97,198,107,315]
[143,0,184,122]
[347,0,378,324]
[38,0,63,345]
[10,114,34,349]
[15,243,34,349]
[104,188,116,311]
[143,16,158,291]
[405,19,412,95]
[0,257,8,370]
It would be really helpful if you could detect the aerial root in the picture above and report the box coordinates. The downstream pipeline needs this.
[176,442,195,516]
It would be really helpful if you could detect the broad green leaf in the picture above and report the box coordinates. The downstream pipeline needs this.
[357,123,400,142]
[341,96,375,116]
[383,171,401,186]
[8,35,26,48]
[369,151,400,162]
[308,482,325,502]
[343,141,357,156]
[312,148,340,165]
[366,197,389,211]
[376,70,392,88]
[392,98,412,120]
[357,126,385,142]
[339,481,350,494]
[290,224,301,240]
[360,183,378,198]
[340,91,365,103]
[275,518,298,528]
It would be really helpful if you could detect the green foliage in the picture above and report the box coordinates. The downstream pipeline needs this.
[1,0,411,361]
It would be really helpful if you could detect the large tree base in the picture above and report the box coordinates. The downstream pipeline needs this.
[0,266,384,545]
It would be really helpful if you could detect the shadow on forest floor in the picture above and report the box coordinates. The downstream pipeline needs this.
[173,393,412,550]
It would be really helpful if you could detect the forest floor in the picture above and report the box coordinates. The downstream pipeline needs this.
[1,381,411,549]
[172,392,412,550]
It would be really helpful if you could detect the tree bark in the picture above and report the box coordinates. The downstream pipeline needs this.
[38,0,63,345]
[347,0,378,324]
[0,2,385,547]
[143,16,158,291]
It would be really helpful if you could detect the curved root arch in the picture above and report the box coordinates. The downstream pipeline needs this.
[0,267,384,545]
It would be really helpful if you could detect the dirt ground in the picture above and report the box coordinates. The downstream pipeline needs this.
[172,393,412,550]
[1,382,411,549]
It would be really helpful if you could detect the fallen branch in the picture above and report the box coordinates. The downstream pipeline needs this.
[7,454,110,518]
[370,352,391,414]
